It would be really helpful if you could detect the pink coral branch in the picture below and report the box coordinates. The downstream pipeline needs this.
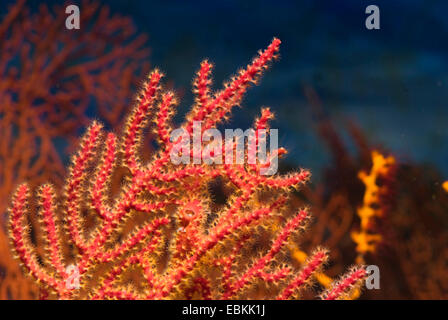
[192,60,213,119]
[39,185,66,278]
[155,91,177,146]
[222,208,309,298]
[9,184,62,291]
[66,121,103,252]
[92,133,117,220]
[322,267,367,300]
[124,70,162,174]
[277,249,328,300]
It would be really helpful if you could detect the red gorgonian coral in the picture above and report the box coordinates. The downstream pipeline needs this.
[0,0,150,299]
[8,38,366,299]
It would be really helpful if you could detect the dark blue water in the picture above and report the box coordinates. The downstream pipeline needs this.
[3,0,448,179]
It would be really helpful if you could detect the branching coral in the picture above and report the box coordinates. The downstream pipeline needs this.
[0,0,150,299]
[351,151,396,264]
[295,85,448,299]
[292,151,395,299]
[0,0,150,214]
[8,38,366,300]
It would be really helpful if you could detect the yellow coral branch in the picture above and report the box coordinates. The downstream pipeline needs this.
[442,181,448,193]
[351,150,395,263]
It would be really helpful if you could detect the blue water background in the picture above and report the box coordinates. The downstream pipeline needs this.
[2,0,448,179]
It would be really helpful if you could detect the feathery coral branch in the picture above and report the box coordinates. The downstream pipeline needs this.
[322,267,367,300]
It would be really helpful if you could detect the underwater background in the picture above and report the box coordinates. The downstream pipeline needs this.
[3,0,447,179]
[0,0,447,300]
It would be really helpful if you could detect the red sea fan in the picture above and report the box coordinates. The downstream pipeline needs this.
[8,38,366,299]
[0,0,150,299]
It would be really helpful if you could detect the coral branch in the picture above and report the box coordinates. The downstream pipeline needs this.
[66,122,103,252]
[124,70,162,174]
[92,133,117,220]
[277,249,328,300]
[322,267,367,300]
[39,185,66,278]
[9,184,61,291]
